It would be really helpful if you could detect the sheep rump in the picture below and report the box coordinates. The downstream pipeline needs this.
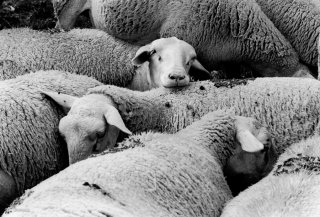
[3,111,237,217]
[256,0,320,68]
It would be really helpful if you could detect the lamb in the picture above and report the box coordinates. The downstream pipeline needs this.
[52,0,313,78]
[0,28,210,90]
[255,0,320,74]
[43,77,320,164]
[0,70,102,212]
[2,111,268,217]
[220,135,320,217]
[224,138,278,196]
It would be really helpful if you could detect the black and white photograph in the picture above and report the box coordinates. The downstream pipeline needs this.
[0,0,320,216]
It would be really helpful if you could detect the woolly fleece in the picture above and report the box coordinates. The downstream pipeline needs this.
[256,0,320,67]
[80,0,302,76]
[0,70,101,195]
[221,135,320,217]
[88,77,320,155]
[3,111,236,217]
[0,28,137,86]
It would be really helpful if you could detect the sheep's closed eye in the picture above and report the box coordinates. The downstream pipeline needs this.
[97,131,105,138]
[187,57,196,66]
[87,135,97,144]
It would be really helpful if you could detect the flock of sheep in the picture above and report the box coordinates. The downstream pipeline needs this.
[1,0,320,216]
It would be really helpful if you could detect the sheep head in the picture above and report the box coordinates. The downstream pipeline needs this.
[225,117,278,195]
[132,37,211,88]
[42,91,131,164]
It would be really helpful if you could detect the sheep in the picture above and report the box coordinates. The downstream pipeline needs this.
[0,70,102,213]
[220,135,320,217]
[0,28,210,90]
[43,77,320,165]
[224,137,278,196]
[52,0,313,78]
[2,111,268,217]
[256,0,320,70]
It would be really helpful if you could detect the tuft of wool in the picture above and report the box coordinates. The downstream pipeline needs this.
[88,77,320,154]
[0,70,101,194]
[3,111,236,217]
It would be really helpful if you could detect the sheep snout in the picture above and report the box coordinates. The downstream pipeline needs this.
[161,71,190,87]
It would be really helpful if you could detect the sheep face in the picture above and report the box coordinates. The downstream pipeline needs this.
[132,37,211,88]
[0,170,17,213]
[225,118,278,195]
[52,0,90,30]
[42,92,131,164]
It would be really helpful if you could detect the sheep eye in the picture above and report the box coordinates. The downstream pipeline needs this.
[96,131,105,139]
[187,57,196,66]
[87,134,97,142]
[158,56,162,61]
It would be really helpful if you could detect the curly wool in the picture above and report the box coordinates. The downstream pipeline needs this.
[3,111,236,217]
[85,0,301,76]
[0,70,101,194]
[221,136,320,217]
[256,0,320,67]
[0,28,137,86]
[88,77,320,155]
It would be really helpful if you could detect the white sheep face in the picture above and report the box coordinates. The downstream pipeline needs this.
[43,92,131,164]
[132,37,210,88]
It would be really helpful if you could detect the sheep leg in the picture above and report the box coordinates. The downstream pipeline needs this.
[0,170,17,213]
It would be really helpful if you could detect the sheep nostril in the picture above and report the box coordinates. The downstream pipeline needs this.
[169,73,186,80]
[169,74,176,80]
[178,75,186,80]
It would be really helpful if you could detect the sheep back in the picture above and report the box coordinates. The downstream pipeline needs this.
[3,111,236,217]
[256,0,320,67]
[0,28,137,86]
[97,0,171,43]
[162,0,299,73]
[0,70,101,194]
[93,0,301,76]
[88,77,320,154]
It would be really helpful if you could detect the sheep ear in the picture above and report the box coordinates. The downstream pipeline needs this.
[237,130,264,152]
[41,91,78,114]
[189,59,212,81]
[132,44,153,66]
[104,106,132,135]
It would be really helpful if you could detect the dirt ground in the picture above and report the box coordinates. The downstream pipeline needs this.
[0,0,91,30]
